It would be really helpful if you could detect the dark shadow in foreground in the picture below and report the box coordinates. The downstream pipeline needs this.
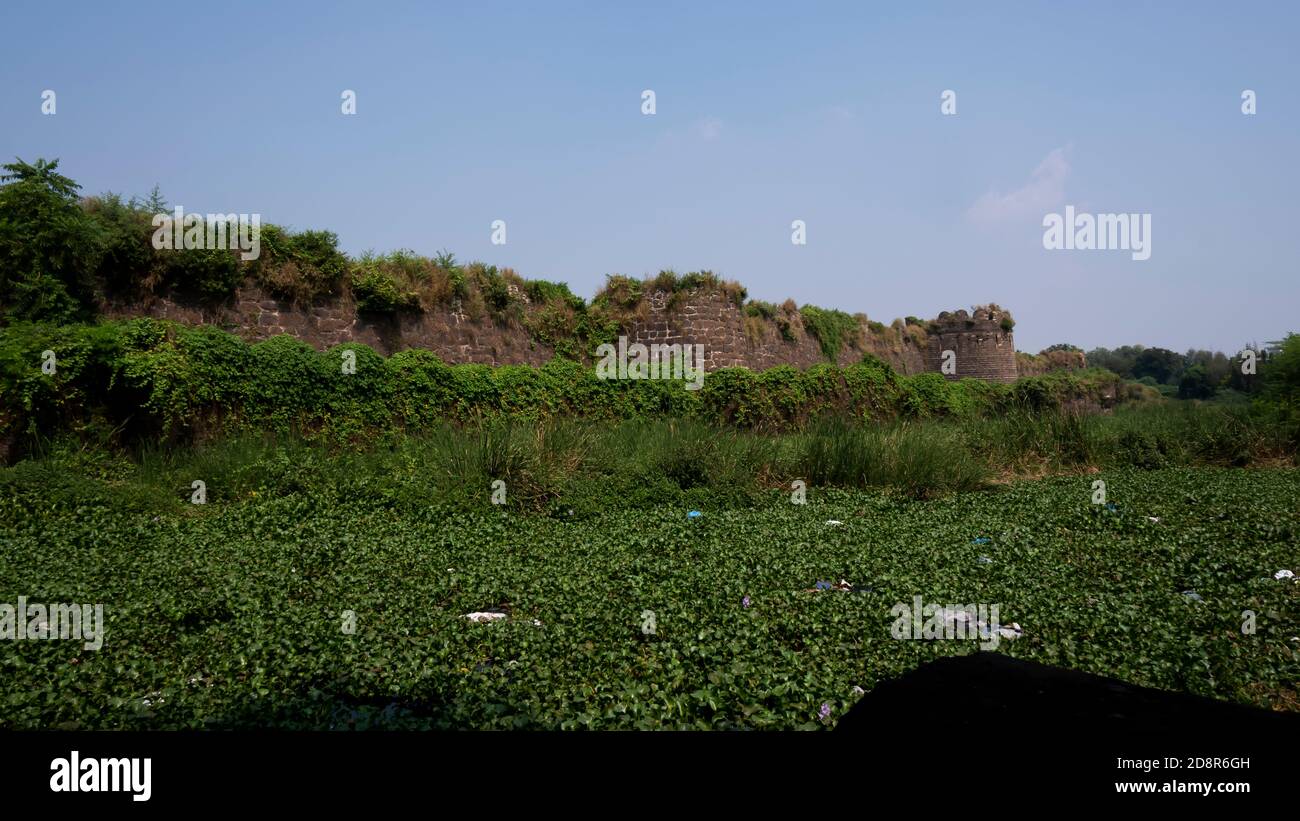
[837,652,1297,733]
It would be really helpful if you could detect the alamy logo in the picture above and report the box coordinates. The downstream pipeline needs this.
[151,206,261,261]
[1042,205,1151,261]
[595,336,706,391]
[0,597,103,650]
[50,751,151,802]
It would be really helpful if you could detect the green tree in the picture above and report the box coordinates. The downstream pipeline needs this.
[0,157,103,322]
[1131,347,1183,385]
[1085,345,1144,378]
[1228,344,1268,394]
[1262,334,1300,407]
[1177,363,1216,399]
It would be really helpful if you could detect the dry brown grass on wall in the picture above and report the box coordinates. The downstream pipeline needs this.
[743,314,769,345]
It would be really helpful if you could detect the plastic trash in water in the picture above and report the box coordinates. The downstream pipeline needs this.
[687,510,702,518]
[851,685,865,696]
[972,537,991,545]
[975,620,1024,641]
[1181,590,1203,602]
[977,556,993,564]
[1146,516,1161,523]
[464,610,540,627]
[463,611,508,623]
[825,520,844,526]
[810,579,853,592]
[1275,569,1295,580]
[996,622,1024,640]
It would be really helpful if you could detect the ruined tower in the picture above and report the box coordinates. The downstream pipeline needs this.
[925,307,1019,383]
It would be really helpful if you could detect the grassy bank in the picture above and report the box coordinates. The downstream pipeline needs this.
[7,402,1298,519]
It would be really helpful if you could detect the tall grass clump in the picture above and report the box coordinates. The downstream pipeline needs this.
[793,418,989,498]
[962,408,1103,472]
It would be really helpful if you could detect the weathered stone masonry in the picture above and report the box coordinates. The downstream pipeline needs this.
[925,308,1019,383]
[103,286,1021,382]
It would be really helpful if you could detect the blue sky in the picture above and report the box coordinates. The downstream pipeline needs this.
[3,1,1297,353]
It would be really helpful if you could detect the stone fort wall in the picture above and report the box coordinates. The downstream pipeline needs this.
[102,286,1021,382]
[924,308,1020,383]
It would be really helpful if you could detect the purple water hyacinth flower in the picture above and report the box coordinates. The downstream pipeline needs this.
[742,596,751,608]
[819,702,832,720]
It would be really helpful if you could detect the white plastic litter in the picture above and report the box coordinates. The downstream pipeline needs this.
[977,556,993,564]
[1182,590,1204,602]
[463,611,541,627]
[1275,569,1295,580]
[463,612,508,623]
[825,520,844,526]
[1146,516,1161,523]
[936,608,1021,640]
[997,622,1024,640]
[973,618,1023,641]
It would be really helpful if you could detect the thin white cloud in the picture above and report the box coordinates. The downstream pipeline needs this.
[967,145,1071,225]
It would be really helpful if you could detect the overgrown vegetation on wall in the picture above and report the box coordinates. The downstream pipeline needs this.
[0,318,1142,460]
[800,305,864,361]
[0,157,957,367]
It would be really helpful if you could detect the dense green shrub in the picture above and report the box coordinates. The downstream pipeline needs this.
[83,192,166,296]
[165,247,243,299]
[253,226,349,302]
[801,305,861,361]
[901,373,951,417]
[525,279,583,309]
[0,321,125,444]
[0,318,1188,461]
[468,263,511,314]
[350,267,419,314]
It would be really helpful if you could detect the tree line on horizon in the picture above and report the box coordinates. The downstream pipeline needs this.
[1039,342,1287,401]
